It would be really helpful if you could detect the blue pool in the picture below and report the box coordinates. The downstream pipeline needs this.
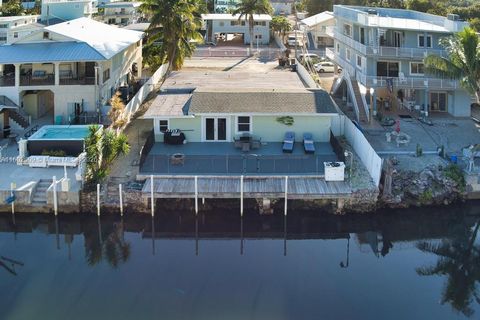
[28,125,91,140]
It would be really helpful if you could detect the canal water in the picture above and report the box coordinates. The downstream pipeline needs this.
[0,204,479,320]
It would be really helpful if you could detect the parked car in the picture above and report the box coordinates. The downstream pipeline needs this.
[299,53,319,62]
[314,61,341,73]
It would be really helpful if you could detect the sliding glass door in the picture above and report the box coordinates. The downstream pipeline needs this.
[204,117,228,141]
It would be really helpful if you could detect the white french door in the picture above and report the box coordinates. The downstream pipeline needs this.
[204,117,229,141]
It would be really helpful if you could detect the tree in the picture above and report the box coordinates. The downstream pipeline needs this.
[271,15,292,39]
[0,0,23,16]
[416,220,480,317]
[406,0,434,12]
[108,91,128,134]
[424,27,480,103]
[233,0,273,52]
[140,0,205,73]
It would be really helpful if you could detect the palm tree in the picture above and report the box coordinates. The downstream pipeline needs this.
[424,27,480,103]
[271,15,292,41]
[140,0,205,73]
[416,219,480,317]
[233,0,273,52]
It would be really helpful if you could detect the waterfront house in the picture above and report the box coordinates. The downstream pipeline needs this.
[0,17,143,133]
[327,5,471,122]
[202,14,271,45]
[300,11,335,48]
[99,1,143,26]
[41,0,98,22]
[0,15,41,45]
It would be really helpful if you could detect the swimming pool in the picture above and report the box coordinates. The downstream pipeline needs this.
[28,125,91,140]
[27,125,98,156]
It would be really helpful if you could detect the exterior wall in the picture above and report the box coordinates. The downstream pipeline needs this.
[451,90,472,117]
[41,1,98,21]
[103,6,139,26]
[210,20,270,44]
[156,114,332,143]
[0,15,39,44]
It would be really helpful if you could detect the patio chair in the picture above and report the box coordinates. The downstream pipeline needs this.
[303,133,315,154]
[282,131,295,153]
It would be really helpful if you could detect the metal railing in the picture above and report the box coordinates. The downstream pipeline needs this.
[20,75,55,86]
[59,76,95,85]
[355,71,459,90]
[333,28,448,59]
[0,75,14,87]
[141,154,337,175]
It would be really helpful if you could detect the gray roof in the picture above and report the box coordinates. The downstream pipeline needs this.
[188,90,339,114]
[0,42,105,63]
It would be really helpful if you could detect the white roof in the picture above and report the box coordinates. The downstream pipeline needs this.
[0,15,39,23]
[202,14,272,21]
[371,16,449,32]
[45,18,143,59]
[301,11,334,27]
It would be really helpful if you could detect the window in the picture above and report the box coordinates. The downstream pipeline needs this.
[103,68,110,82]
[346,48,351,61]
[0,24,7,29]
[360,28,365,45]
[219,21,224,27]
[230,20,245,26]
[237,116,251,133]
[13,32,18,38]
[159,119,169,133]
[343,24,352,38]
[0,36,6,42]
[254,21,266,26]
[418,34,432,48]
[410,62,424,75]
[43,31,49,39]
[255,34,262,39]
[336,43,340,53]
[377,61,400,77]
[356,55,362,68]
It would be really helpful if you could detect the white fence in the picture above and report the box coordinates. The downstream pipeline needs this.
[125,64,168,120]
[343,117,383,187]
[295,58,319,89]
[273,33,287,52]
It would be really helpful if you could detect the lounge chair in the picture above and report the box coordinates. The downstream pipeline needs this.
[282,132,295,153]
[303,133,315,154]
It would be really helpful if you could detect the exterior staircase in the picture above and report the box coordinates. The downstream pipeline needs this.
[9,109,29,128]
[307,31,316,50]
[351,80,369,124]
[32,179,52,205]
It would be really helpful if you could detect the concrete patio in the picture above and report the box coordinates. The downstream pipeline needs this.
[140,142,338,175]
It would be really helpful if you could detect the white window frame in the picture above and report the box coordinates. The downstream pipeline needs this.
[417,34,432,48]
[346,48,351,61]
[235,115,252,134]
[409,62,424,76]
[356,54,363,69]
[158,119,169,134]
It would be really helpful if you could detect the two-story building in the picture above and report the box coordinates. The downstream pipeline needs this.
[327,5,471,121]
[300,11,334,48]
[41,0,98,22]
[0,15,41,45]
[0,17,143,129]
[203,14,271,45]
[100,1,142,26]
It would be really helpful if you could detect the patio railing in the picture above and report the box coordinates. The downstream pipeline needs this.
[140,153,338,175]
[0,75,15,87]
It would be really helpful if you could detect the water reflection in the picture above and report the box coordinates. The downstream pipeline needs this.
[1,204,480,319]
[416,219,480,317]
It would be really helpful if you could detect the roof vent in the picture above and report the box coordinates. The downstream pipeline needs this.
[447,13,460,21]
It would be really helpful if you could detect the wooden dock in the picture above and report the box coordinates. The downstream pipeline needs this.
[140,175,352,199]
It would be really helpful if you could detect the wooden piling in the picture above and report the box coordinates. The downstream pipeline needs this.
[284,176,288,216]
[150,175,154,217]
[53,176,58,216]
[119,183,123,216]
[96,183,100,216]
[240,175,244,216]
[194,176,198,215]
[10,182,15,215]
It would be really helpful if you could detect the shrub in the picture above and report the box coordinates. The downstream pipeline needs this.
[419,190,433,204]
[444,164,466,192]
[41,149,66,157]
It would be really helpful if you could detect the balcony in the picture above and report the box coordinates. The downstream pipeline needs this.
[59,76,95,85]
[355,72,459,90]
[326,48,355,76]
[333,28,448,59]
[20,74,55,86]
[0,75,15,87]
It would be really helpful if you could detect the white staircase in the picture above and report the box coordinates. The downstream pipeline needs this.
[32,179,52,205]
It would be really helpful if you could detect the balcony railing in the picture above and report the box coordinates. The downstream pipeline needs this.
[0,75,15,87]
[356,72,459,90]
[326,48,355,76]
[60,76,95,85]
[333,28,448,59]
[20,74,55,86]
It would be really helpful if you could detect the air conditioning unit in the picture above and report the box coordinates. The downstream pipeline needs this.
[447,14,460,21]
[324,162,345,181]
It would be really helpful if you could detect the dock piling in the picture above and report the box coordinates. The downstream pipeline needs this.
[240,175,244,216]
[194,176,198,215]
[150,175,154,217]
[53,176,58,216]
[96,183,100,216]
[119,183,123,216]
[10,182,15,215]
[284,176,288,216]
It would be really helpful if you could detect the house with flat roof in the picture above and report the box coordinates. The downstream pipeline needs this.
[0,17,143,132]
[301,11,335,48]
[327,5,471,122]
[202,14,271,45]
[99,1,143,26]
[41,0,98,22]
[0,15,41,45]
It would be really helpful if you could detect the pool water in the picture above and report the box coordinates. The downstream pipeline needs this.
[0,205,479,320]
[28,125,91,140]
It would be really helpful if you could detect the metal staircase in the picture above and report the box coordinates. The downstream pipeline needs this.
[0,96,30,129]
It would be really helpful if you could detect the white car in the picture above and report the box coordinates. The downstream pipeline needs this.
[299,53,319,62]
[314,61,340,73]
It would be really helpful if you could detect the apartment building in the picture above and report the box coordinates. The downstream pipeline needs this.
[100,1,142,26]
[327,5,471,121]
